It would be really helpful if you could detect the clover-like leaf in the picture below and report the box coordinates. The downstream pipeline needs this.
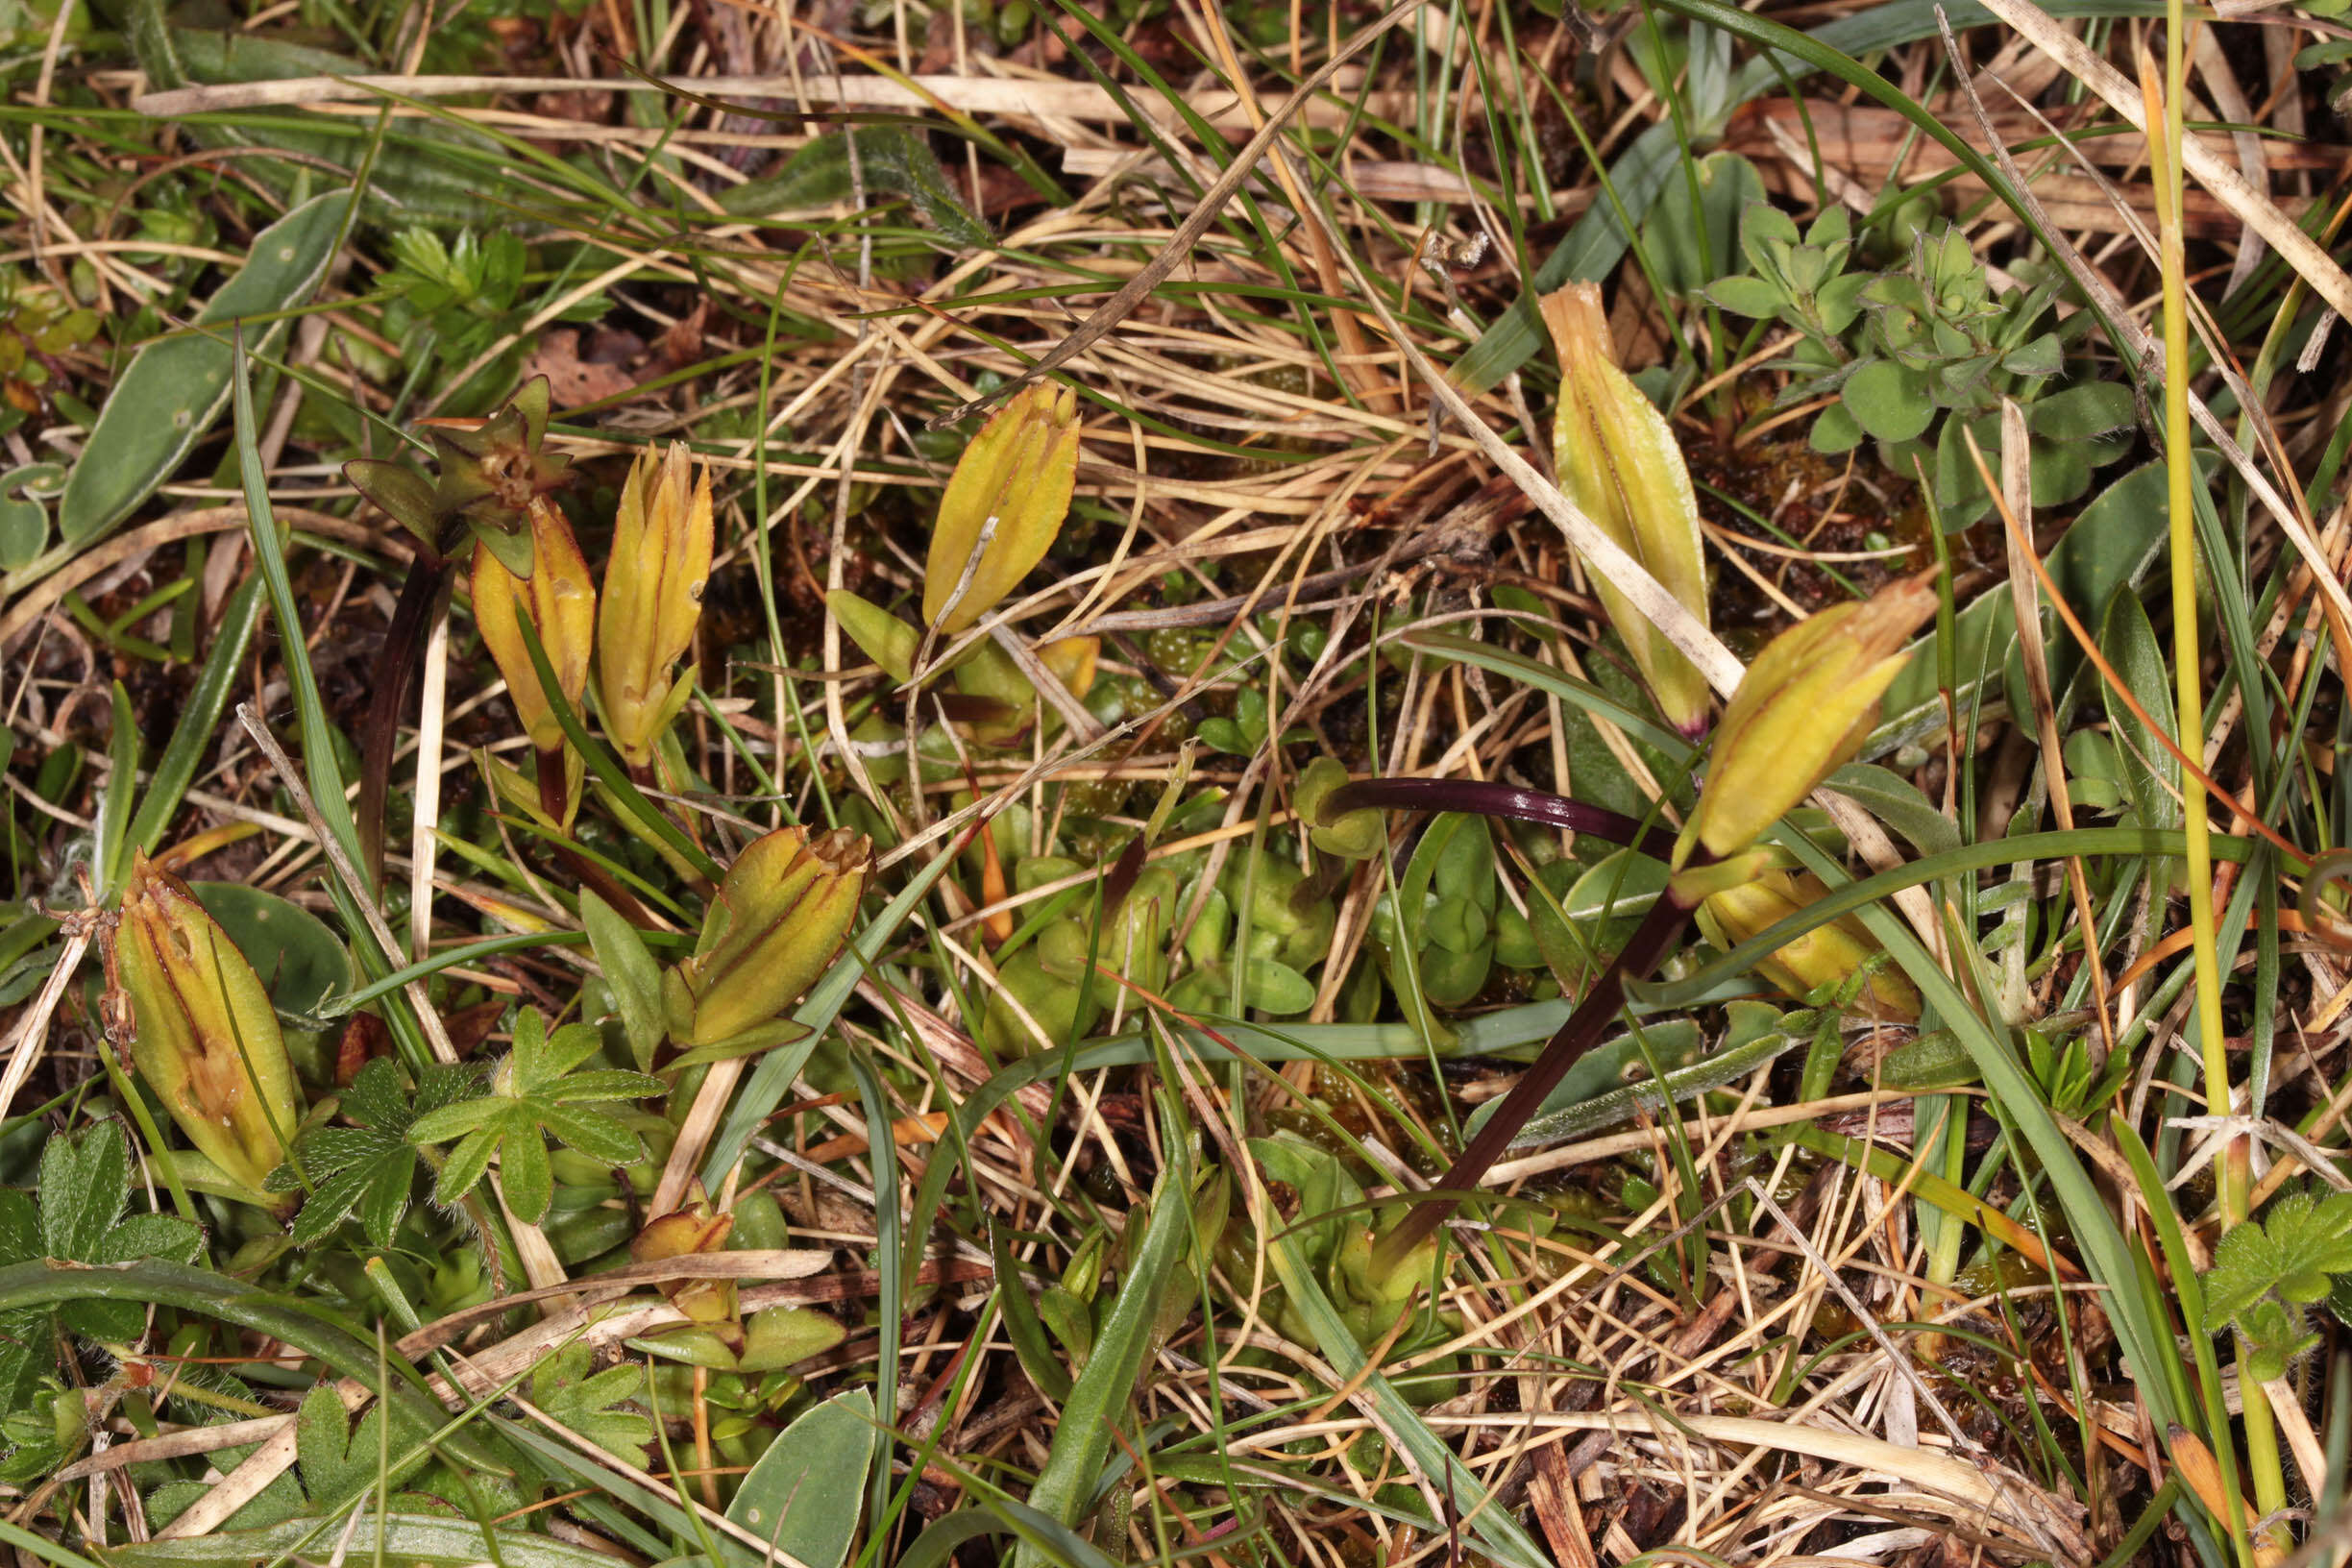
[2259,1188,2352,1302]
[2201,1185,2352,1387]
[296,1383,430,1508]
[2202,1217,2286,1332]
[272,1059,480,1248]
[529,1340,651,1458]
[8,1123,204,1342]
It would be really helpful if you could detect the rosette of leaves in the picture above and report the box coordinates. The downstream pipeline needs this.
[1706,206,2136,526]
[2201,1186,2352,1380]
[405,1008,663,1224]
[345,374,571,576]
[373,230,606,382]
[1164,847,1334,1020]
[1363,813,1498,1033]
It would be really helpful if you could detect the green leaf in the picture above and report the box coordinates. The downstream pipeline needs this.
[500,1122,553,1225]
[582,892,666,1074]
[0,464,58,571]
[1641,152,1764,295]
[2098,587,2181,832]
[2237,1298,2315,1384]
[2026,441,2094,509]
[1816,272,1869,335]
[188,883,354,1018]
[129,573,266,862]
[430,1123,502,1213]
[40,1116,135,1267]
[1196,717,1251,756]
[92,1514,623,1568]
[407,1010,656,1222]
[737,1306,848,1372]
[297,1384,429,1507]
[1250,1133,1366,1271]
[1035,1286,1093,1371]
[724,1390,874,1568]
[274,1059,477,1247]
[1465,1019,1799,1149]
[1824,763,1961,857]
[1808,399,1865,453]
[992,1227,1075,1400]
[468,518,536,578]
[344,459,441,544]
[0,1199,42,1417]
[1014,1107,1193,1566]
[1239,957,1316,1016]
[2001,332,2062,378]
[719,128,989,251]
[529,1340,650,1458]
[37,1124,204,1341]
[49,192,351,561]
[2255,1189,2352,1305]
[98,682,139,898]
[1703,273,1783,319]
[1840,358,1934,442]
[2028,380,2138,440]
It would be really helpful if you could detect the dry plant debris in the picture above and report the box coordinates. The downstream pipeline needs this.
[1,0,2351,1563]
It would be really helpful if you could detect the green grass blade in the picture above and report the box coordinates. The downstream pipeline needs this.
[127,572,266,861]
[1013,1098,1190,1564]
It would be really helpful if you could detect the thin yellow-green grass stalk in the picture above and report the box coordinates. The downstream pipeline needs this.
[2148,26,2286,1562]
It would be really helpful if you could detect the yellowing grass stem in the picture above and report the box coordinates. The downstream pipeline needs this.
[2147,26,2283,1563]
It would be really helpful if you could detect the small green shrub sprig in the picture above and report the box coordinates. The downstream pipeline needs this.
[1706,204,2137,526]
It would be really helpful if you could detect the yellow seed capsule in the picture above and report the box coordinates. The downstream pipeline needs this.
[474,498,597,756]
[1695,870,1920,1022]
[597,442,713,767]
[110,852,303,1195]
[922,383,1081,636]
[1541,282,1713,738]
[631,1182,737,1324]
[668,825,870,1047]
[1680,572,1939,866]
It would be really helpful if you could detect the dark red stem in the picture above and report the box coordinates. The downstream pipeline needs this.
[1370,885,1696,1274]
[1324,777,1678,862]
[357,555,450,892]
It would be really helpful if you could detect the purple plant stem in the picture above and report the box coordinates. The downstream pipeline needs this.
[1324,777,1678,862]
[1369,887,1695,1275]
[356,556,450,891]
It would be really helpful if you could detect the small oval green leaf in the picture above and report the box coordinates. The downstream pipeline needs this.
[55,190,351,555]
